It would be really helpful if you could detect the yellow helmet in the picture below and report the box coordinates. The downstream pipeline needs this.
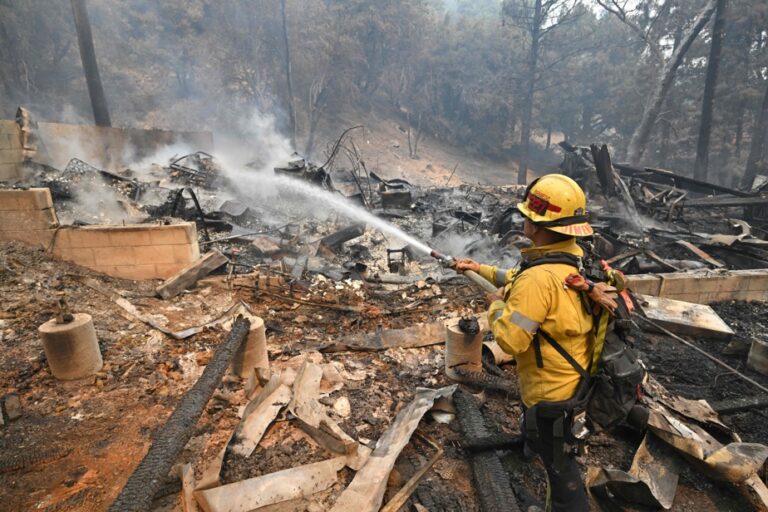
[517,174,593,236]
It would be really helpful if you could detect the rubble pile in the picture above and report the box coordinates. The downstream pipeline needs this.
[2,136,768,511]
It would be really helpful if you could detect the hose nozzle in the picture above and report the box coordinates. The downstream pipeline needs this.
[430,250,454,267]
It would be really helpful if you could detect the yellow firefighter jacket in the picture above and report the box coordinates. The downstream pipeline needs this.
[479,238,593,408]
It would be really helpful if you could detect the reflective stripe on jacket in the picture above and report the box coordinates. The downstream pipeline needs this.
[478,239,593,408]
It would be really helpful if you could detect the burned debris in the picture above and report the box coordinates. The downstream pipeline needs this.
[2,115,768,512]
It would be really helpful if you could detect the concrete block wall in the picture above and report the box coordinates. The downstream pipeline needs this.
[0,120,23,180]
[0,188,199,280]
[628,269,768,304]
[52,224,200,280]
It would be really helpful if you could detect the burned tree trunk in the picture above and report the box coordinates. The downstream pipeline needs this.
[280,0,296,149]
[742,80,768,189]
[693,0,727,182]
[70,0,111,127]
[626,0,717,164]
[517,0,542,185]
[305,75,328,159]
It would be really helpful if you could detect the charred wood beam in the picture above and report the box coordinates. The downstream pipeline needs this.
[614,163,755,197]
[108,317,251,512]
[454,389,521,512]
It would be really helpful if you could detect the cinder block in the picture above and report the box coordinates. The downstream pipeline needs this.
[93,246,136,266]
[107,264,159,281]
[0,209,58,230]
[148,224,197,245]
[56,247,96,267]
[107,228,153,247]
[133,245,177,264]
[747,274,768,292]
[155,263,187,278]
[0,188,54,210]
[0,163,21,180]
[627,275,661,295]
[0,229,54,247]
[0,149,23,165]
[68,228,113,248]
[171,244,196,264]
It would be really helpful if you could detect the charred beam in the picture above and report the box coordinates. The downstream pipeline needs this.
[108,317,251,512]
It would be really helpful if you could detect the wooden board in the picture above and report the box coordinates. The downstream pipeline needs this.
[636,294,734,340]
[156,250,228,300]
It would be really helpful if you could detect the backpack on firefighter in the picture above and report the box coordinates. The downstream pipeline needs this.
[516,243,647,469]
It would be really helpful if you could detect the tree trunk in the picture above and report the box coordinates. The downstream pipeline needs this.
[693,0,727,181]
[279,0,296,150]
[742,80,768,188]
[518,0,542,185]
[70,0,111,127]
[626,0,717,164]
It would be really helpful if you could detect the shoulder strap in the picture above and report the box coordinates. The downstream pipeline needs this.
[535,329,590,379]
[519,252,583,273]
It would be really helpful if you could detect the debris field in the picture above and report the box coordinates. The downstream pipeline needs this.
[2,122,768,512]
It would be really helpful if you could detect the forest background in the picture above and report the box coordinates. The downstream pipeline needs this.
[0,0,767,187]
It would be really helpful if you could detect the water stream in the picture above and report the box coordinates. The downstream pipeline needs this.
[228,168,435,256]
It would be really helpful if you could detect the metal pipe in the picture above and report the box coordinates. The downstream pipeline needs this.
[108,317,251,512]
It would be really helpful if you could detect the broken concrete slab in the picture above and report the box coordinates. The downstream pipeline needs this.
[156,250,229,299]
[329,385,457,512]
[636,294,734,340]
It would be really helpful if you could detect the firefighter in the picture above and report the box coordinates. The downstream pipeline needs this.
[455,174,594,512]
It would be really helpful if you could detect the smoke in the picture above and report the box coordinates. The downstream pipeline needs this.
[215,108,294,173]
